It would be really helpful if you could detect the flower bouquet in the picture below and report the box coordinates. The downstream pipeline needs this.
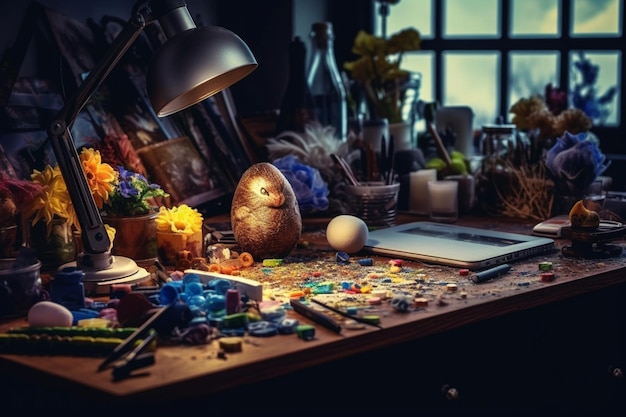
[155,204,204,265]
[102,166,169,217]
[22,148,117,267]
[477,84,607,220]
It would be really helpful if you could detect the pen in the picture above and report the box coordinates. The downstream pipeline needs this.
[471,264,512,283]
[98,302,173,372]
[290,299,342,333]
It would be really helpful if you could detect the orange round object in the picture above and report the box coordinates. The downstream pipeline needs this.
[239,251,254,267]
[208,264,222,273]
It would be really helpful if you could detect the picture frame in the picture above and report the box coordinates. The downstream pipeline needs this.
[135,136,231,208]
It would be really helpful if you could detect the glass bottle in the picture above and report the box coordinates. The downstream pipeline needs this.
[306,22,348,141]
[275,36,317,135]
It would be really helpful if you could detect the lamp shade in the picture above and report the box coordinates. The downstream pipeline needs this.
[147,26,258,117]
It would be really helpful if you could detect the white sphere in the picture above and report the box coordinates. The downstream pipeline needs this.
[326,215,369,254]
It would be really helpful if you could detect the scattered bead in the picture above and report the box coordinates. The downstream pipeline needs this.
[414,297,429,307]
[296,324,316,340]
[238,252,254,267]
[358,258,373,266]
[262,258,283,267]
[289,290,306,299]
[540,272,556,282]
[446,283,458,292]
[388,259,403,266]
[459,269,470,276]
[335,251,350,264]
[219,337,243,353]
[539,261,553,271]
[361,315,380,325]
[389,265,402,273]
[344,319,366,330]
[367,296,382,305]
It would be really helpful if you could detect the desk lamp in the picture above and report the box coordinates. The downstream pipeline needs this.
[52,0,257,294]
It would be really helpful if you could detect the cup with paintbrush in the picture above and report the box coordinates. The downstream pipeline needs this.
[334,137,400,228]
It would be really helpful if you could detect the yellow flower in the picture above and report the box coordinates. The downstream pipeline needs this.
[104,224,116,251]
[23,165,75,236]
[155,204,203,235]
[79,148,117,208]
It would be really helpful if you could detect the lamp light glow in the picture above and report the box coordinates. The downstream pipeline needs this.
[51,0,257,294]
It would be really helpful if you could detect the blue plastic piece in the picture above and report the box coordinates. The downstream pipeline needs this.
[208,279,232,295]
[277,318,299,334]
[50,268,85,311]
[247,320,278,337]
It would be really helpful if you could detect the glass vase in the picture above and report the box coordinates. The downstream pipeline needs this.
[26,217,76,271]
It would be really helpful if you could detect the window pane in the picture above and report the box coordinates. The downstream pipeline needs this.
[402,52,435,104]
[378,0,433,39]
[571,0,622,36]
[443,52,500,128]
[508,52,559,115]
[444,0,500,38]
[569,51,621,126]
[510,0,560,37]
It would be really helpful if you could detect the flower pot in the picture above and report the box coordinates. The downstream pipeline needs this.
[157,230,203,266]
[102,212,158,264]
[0,257,43,318]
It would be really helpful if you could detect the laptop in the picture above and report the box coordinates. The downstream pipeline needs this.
[364,221,555,270]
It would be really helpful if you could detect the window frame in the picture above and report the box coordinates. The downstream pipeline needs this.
[379,0,624,154]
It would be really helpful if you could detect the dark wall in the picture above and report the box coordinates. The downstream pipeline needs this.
[217,0,373,117]
[1,0,374,118]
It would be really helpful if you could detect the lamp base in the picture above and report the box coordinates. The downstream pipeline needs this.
[60,254,150,296]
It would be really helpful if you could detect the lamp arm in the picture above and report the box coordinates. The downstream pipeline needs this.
[48,10,153,257]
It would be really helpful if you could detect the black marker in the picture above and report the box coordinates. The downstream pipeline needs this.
[290,299,342,333]
[471,264,512,284]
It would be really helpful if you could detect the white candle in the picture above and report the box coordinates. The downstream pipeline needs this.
[427,180,458,222]
[409,169,437,214]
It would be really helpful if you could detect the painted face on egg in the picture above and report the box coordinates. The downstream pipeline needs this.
[231,163,302,260]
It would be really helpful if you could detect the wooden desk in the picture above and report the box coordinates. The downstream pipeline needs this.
[2,214,626,414]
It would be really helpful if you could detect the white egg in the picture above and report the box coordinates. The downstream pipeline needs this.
[27,301,73,327]
[326,215,369,254]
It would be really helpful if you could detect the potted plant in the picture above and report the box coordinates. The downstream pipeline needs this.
[155,204,203,265]
[101,166,169,263]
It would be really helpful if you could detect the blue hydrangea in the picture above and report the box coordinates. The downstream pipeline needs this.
[272,155,329,214]
[545,131,610,195]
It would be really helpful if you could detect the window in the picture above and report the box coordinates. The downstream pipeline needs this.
[376,0,624,154]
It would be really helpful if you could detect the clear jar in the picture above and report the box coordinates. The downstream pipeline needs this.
[306,22,348,141]
[480,124,517,156]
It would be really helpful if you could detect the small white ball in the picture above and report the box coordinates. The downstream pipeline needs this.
[326,215,369,254]
[27,301,73,327]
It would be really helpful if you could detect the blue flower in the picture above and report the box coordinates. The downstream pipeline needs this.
[104,166,168,216]
[272,155,329,214]
[545,131,610,195]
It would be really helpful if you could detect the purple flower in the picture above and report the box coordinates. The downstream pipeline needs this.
[545,131,609,195]
[272,155,329,214]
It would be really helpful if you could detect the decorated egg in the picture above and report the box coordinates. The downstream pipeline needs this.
[27,301,73,327]
[326,215,369,254]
